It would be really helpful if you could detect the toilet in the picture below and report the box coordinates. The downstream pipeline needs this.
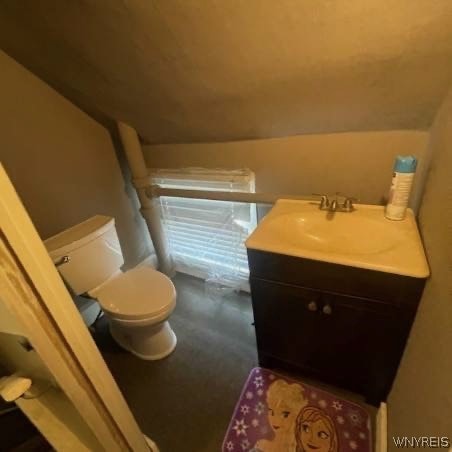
[44,215,177,360]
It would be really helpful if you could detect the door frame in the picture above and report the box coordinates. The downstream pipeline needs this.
[0,163,152,451]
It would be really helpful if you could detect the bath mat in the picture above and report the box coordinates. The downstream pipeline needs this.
[223,367,372,452]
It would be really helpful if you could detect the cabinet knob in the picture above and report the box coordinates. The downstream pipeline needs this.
[307,301,318,312]
[322,304,333,315]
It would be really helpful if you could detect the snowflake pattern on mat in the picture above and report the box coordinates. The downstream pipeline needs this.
[348,410,363,427]
[222,368,371,452]
[332,400,343,411]
[253,376,264,388]
[232,418,248,437]
[241,439,251,450]
[240,439,251,450]
[240,405,250,415]
[254,401,265,415]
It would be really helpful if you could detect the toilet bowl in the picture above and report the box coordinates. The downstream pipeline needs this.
[44,215,177,360]
[90,266,177,360]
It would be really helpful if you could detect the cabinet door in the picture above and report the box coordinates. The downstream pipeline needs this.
[250,277,323,367]
[250,278,400,397]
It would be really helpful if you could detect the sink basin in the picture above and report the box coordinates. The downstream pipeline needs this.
[245,199,429,277]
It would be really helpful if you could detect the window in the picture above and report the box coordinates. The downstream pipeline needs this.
[151,168,256,291]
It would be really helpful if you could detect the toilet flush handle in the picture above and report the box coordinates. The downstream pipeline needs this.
[54,255,70,267]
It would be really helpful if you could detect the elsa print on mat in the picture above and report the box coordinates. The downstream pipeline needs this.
[255,379,307,451]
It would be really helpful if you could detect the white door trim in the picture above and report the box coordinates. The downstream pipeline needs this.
[0,163,152,451]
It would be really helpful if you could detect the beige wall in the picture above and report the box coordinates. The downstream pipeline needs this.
[144,130,429,210]
[0,50,152,268]
[387,87,452,445]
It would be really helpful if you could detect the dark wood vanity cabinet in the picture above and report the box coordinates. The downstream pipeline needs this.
[247,249,426,405]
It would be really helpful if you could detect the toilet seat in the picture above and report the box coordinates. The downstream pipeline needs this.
[93,267,176,321]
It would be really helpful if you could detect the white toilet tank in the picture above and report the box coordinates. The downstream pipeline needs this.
[44,215,124,295]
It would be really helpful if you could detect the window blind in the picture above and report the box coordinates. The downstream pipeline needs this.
[151,169,256,290]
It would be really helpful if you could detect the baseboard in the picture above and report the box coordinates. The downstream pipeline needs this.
[137,254,158,269]
[376,402,387,452]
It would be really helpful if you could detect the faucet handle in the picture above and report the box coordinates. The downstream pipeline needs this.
[312,193,330,209]
[342,196,359,211]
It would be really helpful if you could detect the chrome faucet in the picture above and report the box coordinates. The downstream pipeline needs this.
[312,193,358,212]
[330,198,338,212]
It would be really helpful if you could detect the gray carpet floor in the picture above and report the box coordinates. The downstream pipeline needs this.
[94,273,258,452]
[94,273,375,452]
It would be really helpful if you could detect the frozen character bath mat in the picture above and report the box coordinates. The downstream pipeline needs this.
[223,368,372,452]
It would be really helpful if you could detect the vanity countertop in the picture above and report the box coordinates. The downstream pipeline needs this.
[245,199,430,278]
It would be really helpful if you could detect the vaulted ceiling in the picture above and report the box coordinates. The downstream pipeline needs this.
[1,1,452,144]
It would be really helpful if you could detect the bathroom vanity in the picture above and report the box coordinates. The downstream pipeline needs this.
[245,199,429,405]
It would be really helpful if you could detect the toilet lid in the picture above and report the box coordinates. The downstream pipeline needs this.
[95,267,176,321]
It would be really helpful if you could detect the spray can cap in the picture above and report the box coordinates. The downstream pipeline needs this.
[394,155,417,173]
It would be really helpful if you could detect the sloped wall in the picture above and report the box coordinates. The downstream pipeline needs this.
[1,1,452,143]
[144,130,429,210]
[387,86,452,446]
[0,50,152,268]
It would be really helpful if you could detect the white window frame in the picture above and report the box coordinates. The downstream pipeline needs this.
[151,168,257,292]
